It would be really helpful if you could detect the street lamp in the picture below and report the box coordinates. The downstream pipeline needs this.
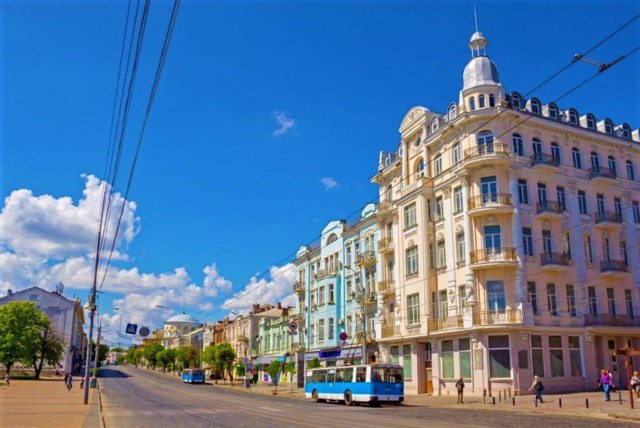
[113,307,123,349]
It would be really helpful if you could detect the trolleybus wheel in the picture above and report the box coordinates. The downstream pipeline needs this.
[344,390,354,406]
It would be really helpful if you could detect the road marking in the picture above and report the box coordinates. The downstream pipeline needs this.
[258,406,281,412]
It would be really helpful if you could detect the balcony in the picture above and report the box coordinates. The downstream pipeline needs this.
[536,200,564,219]
[530,152,560,170]
[599,259,628,277]
[356,250,376,267]
[584,314,640,327]
[377,279,395,295]
[470,247,518,269]
[594,211,623,229]
[378,238,394,253]
[588,166,617,184]
[428,315,463,331]
[467,193,514,217]
[472,308,523,326]
[381,323,398,338]
[236,334,248,342]
[364,292,377,306]
[378,200,392,213]
[293,281,305,294]
[540,252,570,271]
[463,143,510,170]
[316,268,339,279]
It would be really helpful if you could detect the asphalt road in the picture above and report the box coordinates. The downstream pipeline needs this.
[98,367,639,428]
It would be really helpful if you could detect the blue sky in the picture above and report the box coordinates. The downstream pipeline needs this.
[2,0,639,346]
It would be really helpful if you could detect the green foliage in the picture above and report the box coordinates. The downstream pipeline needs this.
[24,323,65,379]
[0,301,52,374]
[202,345,217,367]
[125,347,142,366]
[116,354,126,365]
[143,342,164,368]
[267,360,282,386]
[157,348,177,371]
[110,346,125,353]
[176,345,198,370]
[235,362,246,377]
[286,362,296,375]
[307,356,321,369]
[215,343,236,382]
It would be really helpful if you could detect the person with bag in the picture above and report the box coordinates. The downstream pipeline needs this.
[599,369,612,401]
[528,375,544,403]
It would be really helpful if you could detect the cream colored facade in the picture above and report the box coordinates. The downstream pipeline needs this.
[372,29,640,396]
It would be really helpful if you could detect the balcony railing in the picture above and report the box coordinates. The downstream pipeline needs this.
[428,315,463,331]
[600,259,628,273]
[381,323,397,338]
[316,268,339,279]
[468,193,513,210]
[540,252,570,267]
[584,314,640,327]
[536,200,564,215]
[357,251,376,266]
[378,238,394,252]
[588,166,617,180]
[594,211,623,224]
[530,152,560,168]
[293,281,305,294]
[378,280,395,293]
[472,308,523,326]
[470,247,518,264]
[463,142,509,160]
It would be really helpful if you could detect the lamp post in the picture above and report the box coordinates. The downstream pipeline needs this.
[113,307,123,349]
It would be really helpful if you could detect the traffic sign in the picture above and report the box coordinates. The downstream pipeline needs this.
[339,332,348,341]
[125,323,138,335]
[288,321,298,334]
[138,326,150,337]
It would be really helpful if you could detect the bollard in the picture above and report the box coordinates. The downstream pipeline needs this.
[585,398,589,409]
[493,397,496,406]
[499,390,502,402]
[483,389,487,404]
[509,388,512,398]
[619,390,622,405]
[512,397,515,406]
[559,398,562,408]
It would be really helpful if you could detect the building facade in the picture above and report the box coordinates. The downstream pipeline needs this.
[371,28,640,396]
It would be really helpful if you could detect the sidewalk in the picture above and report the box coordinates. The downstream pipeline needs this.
[0,376,102,428]
[208,379,640,423]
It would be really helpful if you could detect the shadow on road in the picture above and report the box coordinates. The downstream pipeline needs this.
[98,368,132,378]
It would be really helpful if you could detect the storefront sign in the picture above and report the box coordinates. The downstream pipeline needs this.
[319,350,341,358]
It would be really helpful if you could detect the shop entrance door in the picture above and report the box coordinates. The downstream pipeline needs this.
[425,342,433,394]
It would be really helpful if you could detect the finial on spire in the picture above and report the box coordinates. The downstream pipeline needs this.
[469,7,488,57]
[474,5,479,33]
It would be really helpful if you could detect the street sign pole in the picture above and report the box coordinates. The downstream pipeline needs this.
[611,347,639,410]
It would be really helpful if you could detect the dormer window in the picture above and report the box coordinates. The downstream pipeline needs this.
[604,119,614,134]
[448,103,457,121]
[385,153,392,166]
[586,114,596,130]
[569,109,579,125]
[548,103,558,119]
[511,93,522,109]
[531,98,541,114]
[479,94,486,108]
[622,124,631,139]
[431,118,439,133]
[398,144,404,157]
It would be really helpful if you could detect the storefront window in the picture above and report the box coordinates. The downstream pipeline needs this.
[549,336,564,377]
[531,335,544,377]
[441,340,454,379]
[489,335,511,378]
[459,338,471,379]
[569,336,582,377]
[403,344,413,381]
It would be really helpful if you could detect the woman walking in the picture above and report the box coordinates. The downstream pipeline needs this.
[528,375,544,403]
[599,369,612,401]
[631,370,640,402]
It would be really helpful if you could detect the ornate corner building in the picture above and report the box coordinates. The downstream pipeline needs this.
[370,29,640,395]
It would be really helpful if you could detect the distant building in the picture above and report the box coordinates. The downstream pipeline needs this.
[0,286,87,374]
[161,313,203,349]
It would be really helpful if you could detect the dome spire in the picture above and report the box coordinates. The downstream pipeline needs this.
[469,7,488,57]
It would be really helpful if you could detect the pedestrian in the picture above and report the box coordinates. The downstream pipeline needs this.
[455,378,465,404]
[599,369,612,401]
[66,374,73,391]
[4,372,10,386]
[631,370,640,402]
[528,375,544,403]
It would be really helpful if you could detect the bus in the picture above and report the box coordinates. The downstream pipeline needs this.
[181,368,205,384]
[304,364,404,406]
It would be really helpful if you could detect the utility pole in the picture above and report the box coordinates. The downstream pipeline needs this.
[83,293,96,405]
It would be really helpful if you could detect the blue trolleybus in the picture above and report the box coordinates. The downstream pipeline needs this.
[304,364,404,406]
[181,368,205,384]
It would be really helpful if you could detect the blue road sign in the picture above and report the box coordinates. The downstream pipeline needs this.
[125,323,138,335]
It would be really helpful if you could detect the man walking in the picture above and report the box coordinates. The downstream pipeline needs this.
[455,378,465,404]
[529,375,544,403]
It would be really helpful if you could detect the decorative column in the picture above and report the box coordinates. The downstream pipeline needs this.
[567,182,587,316]
[442,187,457,316]
[461,175,475,328]
[508,167,525,302]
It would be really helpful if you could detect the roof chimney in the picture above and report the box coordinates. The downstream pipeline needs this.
[277,302,282,309]
[7,289,12,296]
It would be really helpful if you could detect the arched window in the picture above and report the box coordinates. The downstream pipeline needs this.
[551,142,561,164]
[586,114,596,130]
[479,94,486,108]
[417,159,425,178]
[604,119,614,134]
[569,109,579,125]
[572,148,582,169]
[326,234,337,245]
[622,124,631,139]
[489,94,496,107]
[532,138,543,156]
[590,152,600,171]
[548,103,558,119]
[477,131,494,154]
[448,103,457,121]
[530,98,541,114]
[512,133,523,156]
[431,117,439,133]
[469,96,476,111]
[434,155,442,175]
[626,160,635,181]
[608,156,617,176]
[511,93,522,109]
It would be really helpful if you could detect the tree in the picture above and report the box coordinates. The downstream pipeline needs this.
[267,360,282,393]
[307,356,321,369]
[0,301,50,374]
[285,362,297,391]
[157,349,176,372]
[143,342,164,369]
[90,343,110,367]
[175,345,198,371]
[24,323,65,379]
[110,346,125,353]
[215,343,236,384]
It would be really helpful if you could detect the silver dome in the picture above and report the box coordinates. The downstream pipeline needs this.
[462,56,500,91]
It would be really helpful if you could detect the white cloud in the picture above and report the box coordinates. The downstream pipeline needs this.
[222,263,297,315]
[272,111,296,137]
[320,176,339,190]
